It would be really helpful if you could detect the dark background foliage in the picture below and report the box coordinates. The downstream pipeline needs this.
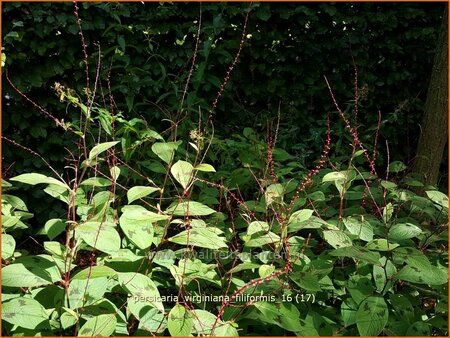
[2,2,445,180]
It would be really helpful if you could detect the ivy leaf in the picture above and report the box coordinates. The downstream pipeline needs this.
[166,201,216,216]
[75,221,121,255]
[168,304,193,337]
[88,141,119,161]
[169,227,228,250]
[356,296,388,336]
[10,173,68,189]
[78,314,117,337]
[127,186,160,204]
[171,160,194,189]
[2,297,49,329]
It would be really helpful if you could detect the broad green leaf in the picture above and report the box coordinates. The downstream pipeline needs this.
[343,216,373,241]
[168,304,193,337]
[3,255,61,287]
[406,322,431,336]
[228,262,261,274]
[136,307,166,334]
[2,194,28,211]
[88,141,119,161]
[39,218,66,240]
[191,310,230,336]
[365,239,399,251]
[258,264,275,278]
[348,276,372,304]
[151,141,182,164]
[118,272,164,312]
[166,201,216,216]
[395,263,447,285]
[244,232,280,247]
[383,203,394,223]
[194,163,216,172]
[68,278,109,309]
[287,209,314,225]
[171,160,194,189]
[120,206,168,249]
[322,171,346,182]
[72,266,117,280]
[61,308,78,330]
[247,221,269,235]
[170,258,220,287]
[75,221,121,255]
[426,190,448,209]
[288,215,328,232]
[10,173,68,189]
[2,234,15,259]
[80,177,112,187]
[323,230,352,249]
[78,314,117,337]
[341,298,358,326]
[253,301,302,332]
[2,297,49,329]
[214,322,239,336]
[389,294,414,324]
[127,186,160,204]
[329,246,381,265]
[265,183,284,205]
[373,257,396,293]
[356,296,388,336]
[169,227,227,250]
[388,223,422,241]
[388,161,407,173]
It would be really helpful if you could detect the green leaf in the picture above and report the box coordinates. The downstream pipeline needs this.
[265,183,284,205]
[383,203,394,223]
[120,206,169,249]
[194,163,216,172]
[78,314,117,337]
[252,301,302,332]
[244,232,281,247]
[39,218,66,240]
[228,262,261,274]
[214,322,239,336]
[151,141,182,164]
[80,177,112,187]
[388,223,422,241]
[388,161,407,173]
[2,297,49,329]
[3,255,61,287]
[68,278,109,310]
[118,272,164,312]
[406,322,431,336]
[75,221,121,255]
[329,246,381,265]
[168,304,193,337]
[323,230,352,249]
[373,257,396,293]
[166,201,216,216]
[426,190,448,209]
[191,310,230,336]
[88,141,119,161]
[355,296,388,336]
[171,160,194,189]
[72,266,118,280]
[258,264,275,278]
[2,234,16,259]
[170,258,220,287]
[247,221,269,235]
[169,227,228,250]
[288,209,314,225]
[365,239,399,251]
[127,186,160,204]
[343,216,374,241]
[10,173,68,189]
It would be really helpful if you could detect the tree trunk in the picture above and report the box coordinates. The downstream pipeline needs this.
[412,6,448,187]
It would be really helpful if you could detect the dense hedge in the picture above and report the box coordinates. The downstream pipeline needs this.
[3,2,444,173]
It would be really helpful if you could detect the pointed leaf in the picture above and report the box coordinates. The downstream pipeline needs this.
[127,186,160,204]
[88,141,119,161]
[168,304,193,337]
[2,297,49,329]
[171,160,194,189]
[78,314,117,337]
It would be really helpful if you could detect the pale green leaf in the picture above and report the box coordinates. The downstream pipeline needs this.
[2,297,49,329]
[127,186,160,204]
[78,314,117,337]
[88,141,119,161]
[169,227,227,250]
[168,304,193,337]
[171,160,194,189]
